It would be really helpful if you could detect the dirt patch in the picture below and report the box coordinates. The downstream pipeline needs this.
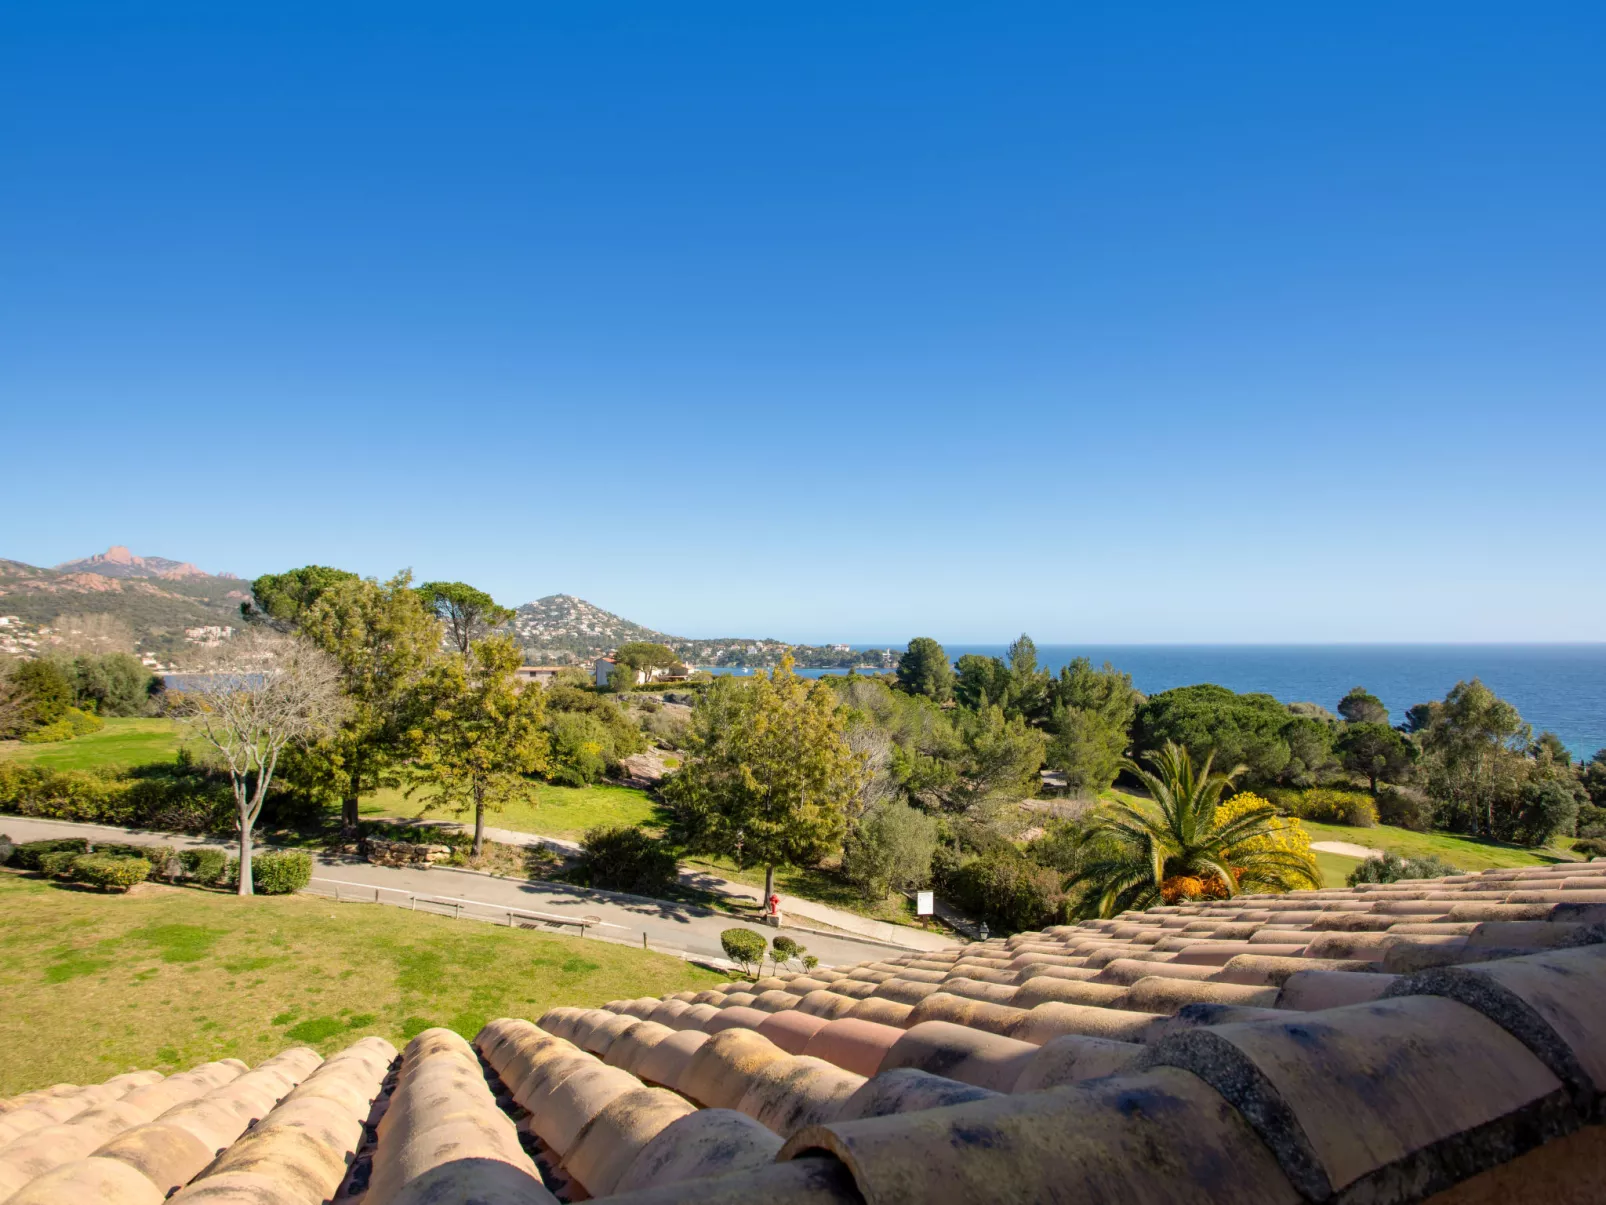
[124,882,182,899]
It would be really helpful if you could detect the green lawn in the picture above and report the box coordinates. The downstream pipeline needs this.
[0,869,720,1096]
[1299,819,1578,872]
[1313,848,1361,888]
[1100,787,1580,879]
[361,781,663,841]
[0,718,188,770]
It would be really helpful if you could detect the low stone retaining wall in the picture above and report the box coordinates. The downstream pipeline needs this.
[364,837,453,867]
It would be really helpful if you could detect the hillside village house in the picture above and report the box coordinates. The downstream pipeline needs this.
[594,655,693,687]
[513,665,568,687]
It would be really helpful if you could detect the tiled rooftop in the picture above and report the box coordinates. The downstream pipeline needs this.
[5,860,1606,1203]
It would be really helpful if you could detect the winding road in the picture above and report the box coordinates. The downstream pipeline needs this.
[0,816,957,968]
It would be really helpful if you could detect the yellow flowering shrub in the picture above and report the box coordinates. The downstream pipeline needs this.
[1219,791,1313,859]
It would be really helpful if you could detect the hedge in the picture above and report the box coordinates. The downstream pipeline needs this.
[70,854,151,892]
[1268,787,1379,828]
[37,849,84,877]
[10,838,90,870]
[227,850,314,895]
[179,847,229,884]
[0,763,235,833]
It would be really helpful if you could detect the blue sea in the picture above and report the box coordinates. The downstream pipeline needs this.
[711,645,1606,759]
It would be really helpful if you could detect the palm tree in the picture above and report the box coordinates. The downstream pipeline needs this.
[1072,741,1320,918]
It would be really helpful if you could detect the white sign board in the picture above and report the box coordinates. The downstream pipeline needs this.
[916,891,934,916]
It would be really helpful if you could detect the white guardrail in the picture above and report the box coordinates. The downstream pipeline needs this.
[305,876,606,937]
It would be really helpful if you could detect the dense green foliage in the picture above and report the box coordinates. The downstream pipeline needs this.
[543,686,646,784]
[1131,684,1335,785]
[22,706,104,743]
[1375,785,1435,831]
[664,660,863,898]
[0,656,127,744]
[895,638,954,702]
[248,566,361,624]
[614,642,682,685]
[1337,686,1390,725]
[9,658,73,728]
[1336,721,1414,792]
[294,572,442,829]
[408,635,549,853]
[0,761,236,831]
[841,798,939,900]
[574,824,679,894]
[941,846,1067,932]
[1414,679,1586,845]
[416,581,515,656]
[69,653,156,717]
[1046,658,1136,792]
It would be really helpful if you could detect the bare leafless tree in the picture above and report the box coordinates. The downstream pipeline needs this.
[172,629,346,895]
[47,613,137,656]
[844,723,898,820]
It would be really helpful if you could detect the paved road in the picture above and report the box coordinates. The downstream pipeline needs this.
[0,816,943,968]
[383,818,958,952]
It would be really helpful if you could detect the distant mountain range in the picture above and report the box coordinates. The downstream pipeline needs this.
[1,549,893,669]
[53,545,229,580]
[512,593,892,669]
[0,547,247,655]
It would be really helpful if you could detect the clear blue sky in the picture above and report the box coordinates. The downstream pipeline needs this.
[3,2,1602,643]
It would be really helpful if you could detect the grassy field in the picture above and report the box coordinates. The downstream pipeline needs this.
[0,868,721,1095]
[0,718,188,769]
[1299,819,1577,872]
[1313,848,1361,887]
[361,781,663,841]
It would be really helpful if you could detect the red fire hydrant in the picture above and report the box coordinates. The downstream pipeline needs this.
[766,892,782,927]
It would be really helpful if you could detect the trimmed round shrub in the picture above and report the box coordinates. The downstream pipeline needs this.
[249,850,314,895]
[227,850,314,894]
[37,849,83,877]
[179,847,228,884]
[1572,837,1606,860]
[771,934,802,960]
[71,854,151,892]
[573,824,678,895]
[720,927,768,975]
[10,837,89,869]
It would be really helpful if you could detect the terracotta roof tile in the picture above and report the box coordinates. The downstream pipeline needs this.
[9,860,1606,1201]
